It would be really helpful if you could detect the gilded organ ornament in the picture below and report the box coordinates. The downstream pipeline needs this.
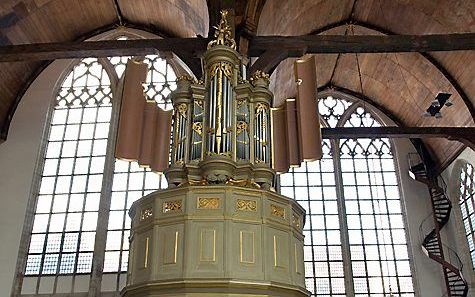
[165,9,274,190]
[162,200,183,213]
[207,10,237,50]
[236,199,257,212]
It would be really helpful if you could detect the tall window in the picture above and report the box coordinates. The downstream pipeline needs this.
[459,162,475,268]
[23,36,178,293]
[26,58,111,276]
[280,95,415,297]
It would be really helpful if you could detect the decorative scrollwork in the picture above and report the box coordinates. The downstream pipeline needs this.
[197,198,220,209]
[250,70,270,86]
[207,10,237,50]
[162,200,182,213]
[209,62,233,80]
[236,199,257,211]
[195,99,204,109]
[192,122,203,135]
[176,103,188,117]
[236,121,248,135]
[226,178,260,189]
[140,207,153,221]
[177,75,194,83]
[236,98,247,108]
[255,103,268,115]
[271,204,285,219]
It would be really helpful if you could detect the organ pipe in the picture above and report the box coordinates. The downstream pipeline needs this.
[165,11,275,189]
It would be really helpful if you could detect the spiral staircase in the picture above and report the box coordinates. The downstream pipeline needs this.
[409,161,468,297]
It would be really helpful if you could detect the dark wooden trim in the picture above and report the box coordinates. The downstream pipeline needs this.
[248,33,475,56]
[322,126,475,141]
[248,48,290,75]
[0,33,473,63]
[0,38,209,62]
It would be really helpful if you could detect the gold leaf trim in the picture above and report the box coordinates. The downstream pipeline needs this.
[162,200,182,213]
[140,207,153,221]
[197,197,220,209]
[271,204,285,219]
[292,214,301,228]
[207,10,236,50]
[236,199,257,212]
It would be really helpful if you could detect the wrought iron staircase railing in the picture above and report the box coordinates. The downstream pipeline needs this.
[411,161,468,297]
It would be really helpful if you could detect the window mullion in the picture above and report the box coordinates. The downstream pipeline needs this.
[87,76,123,297]
[332,139,355,297]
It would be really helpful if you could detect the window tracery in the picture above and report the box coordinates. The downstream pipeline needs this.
[26,58,111,276]
[280,95,415,297]
[23,39,179,293]
[459,162,475,268]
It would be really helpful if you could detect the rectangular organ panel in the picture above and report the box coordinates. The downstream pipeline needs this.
[266,228,290,283]
[163,231,178,264]
[240,231,255,263]
[187,222,224,277]
[132,230,152,283]
[200,229,216,262]
[156,224,183,279]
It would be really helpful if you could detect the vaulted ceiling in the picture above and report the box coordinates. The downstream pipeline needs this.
[0,0,473,170]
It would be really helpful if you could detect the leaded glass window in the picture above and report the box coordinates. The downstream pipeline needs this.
[26,58,111,276]
[459,162,475,268]
[24,39,178,293]
[280,95,415,297]
[103,54,176,280]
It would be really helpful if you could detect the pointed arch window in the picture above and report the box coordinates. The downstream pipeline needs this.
[280,95,415,297]
[22,33,180,293]
[26,58,112,276]
[459,162,475,268]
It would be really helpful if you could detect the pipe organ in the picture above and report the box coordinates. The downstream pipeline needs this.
[165,25,274,189]
[122,10,309,297]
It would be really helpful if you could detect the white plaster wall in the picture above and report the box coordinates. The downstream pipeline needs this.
[392,138,446,296]
[440,147,475,292]
[0,59,73,295]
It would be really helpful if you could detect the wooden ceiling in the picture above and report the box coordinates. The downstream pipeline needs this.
[0,0,473,170]
[259,0,475,169]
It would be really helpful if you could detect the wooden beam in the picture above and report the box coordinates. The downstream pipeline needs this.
[248,33,475,56]
[247,48,289,75]
[322,127,475,150]
[0,33,474,62]
[0,38,209,62]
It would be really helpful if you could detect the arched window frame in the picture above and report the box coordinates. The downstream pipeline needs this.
[13,29,194,296]
[447,159,475,286]
[278,90,418,297]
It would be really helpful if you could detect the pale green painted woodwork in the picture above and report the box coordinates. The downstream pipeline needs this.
[123,185,309,297]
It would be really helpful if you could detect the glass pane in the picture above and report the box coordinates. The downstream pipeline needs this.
[26,58,111,276]
[341,105,414,296]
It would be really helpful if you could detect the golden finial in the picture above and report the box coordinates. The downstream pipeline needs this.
[250,70,270,86]
[207,10,237,50]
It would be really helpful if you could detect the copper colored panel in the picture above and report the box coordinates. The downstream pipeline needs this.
[294,56,322,161]
[285,99,301,167]
[271,105,289,173]
[115,60,148,161]
[138,101,158,167]
[151,108,173,173]
[271,104,290,173]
